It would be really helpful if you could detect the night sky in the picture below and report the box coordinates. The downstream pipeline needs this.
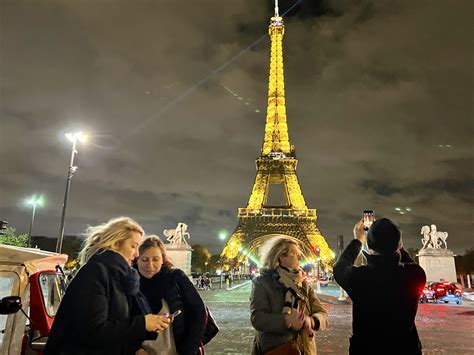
[1,0,472,255]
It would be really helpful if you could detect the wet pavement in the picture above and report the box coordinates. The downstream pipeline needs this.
[201,282,474,355]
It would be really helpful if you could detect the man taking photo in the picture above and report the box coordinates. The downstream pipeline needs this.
[334,218,426,355]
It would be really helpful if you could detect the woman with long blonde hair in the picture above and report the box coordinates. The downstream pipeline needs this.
[250,236,328,355]
[45,217,170,355]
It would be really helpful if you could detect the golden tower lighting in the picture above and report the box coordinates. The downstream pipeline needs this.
[221,1,332,266]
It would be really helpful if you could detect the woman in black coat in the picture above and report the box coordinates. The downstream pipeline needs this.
[44,217,170,355]
[136,236,207,355]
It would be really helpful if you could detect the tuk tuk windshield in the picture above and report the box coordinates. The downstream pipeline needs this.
[38,272,66,317]
[0,272,19,348]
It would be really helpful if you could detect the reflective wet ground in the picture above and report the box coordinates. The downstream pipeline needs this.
[201,282,474,354]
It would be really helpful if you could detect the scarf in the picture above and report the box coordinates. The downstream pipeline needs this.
[138,266,172,314]
[275,266,306,315]
[276,266,317,355]
[90,250,152,315]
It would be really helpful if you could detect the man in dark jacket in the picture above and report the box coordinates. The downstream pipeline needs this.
[334,218,426,355]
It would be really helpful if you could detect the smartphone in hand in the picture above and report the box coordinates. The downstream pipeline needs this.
[363,210,375,231]
[169,309,182,321]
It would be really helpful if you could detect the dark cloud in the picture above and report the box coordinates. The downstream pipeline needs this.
[1,0,473,255]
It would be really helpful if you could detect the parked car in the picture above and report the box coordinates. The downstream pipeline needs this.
[420,285,437,303]
[319,277,329,287]
[0,244,68,354]
[431,282,462,304]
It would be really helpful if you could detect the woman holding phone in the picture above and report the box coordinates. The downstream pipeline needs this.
[135,236,207,355]
[44,217,170,355]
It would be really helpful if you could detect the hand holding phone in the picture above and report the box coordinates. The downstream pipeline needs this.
[362,210,375,231]
[169,309,182,321]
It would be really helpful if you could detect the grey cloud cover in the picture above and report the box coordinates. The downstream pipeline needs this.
[1,0,472,254]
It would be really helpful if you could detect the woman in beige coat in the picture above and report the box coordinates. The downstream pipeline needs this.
[250,236,328,354]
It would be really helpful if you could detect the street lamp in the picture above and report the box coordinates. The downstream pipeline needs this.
[25,194,44,247]
[56,131,88,253]
[218,230,227,242]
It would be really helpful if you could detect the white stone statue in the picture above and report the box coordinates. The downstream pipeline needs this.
[420,224,448,249]
[163,222,190,245]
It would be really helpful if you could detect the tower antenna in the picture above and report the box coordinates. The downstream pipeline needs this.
[275,0,279,17]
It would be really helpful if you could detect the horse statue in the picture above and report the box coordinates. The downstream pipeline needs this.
[420,225,433,249]
[430,224,448,249]
[420,224,448,249]
[163,222,190,245]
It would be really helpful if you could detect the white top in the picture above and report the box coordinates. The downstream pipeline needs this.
[142,299,177,355]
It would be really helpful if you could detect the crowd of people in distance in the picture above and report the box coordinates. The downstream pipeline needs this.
[43,215,426,355]
[195,274,212,290]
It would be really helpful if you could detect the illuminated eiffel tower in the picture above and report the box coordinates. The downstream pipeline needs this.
[221,2,332,265]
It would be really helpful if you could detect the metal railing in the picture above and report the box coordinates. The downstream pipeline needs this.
[238,208,316,218]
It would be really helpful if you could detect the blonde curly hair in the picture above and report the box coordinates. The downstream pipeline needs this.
[78,217,144,264]
[259,235,301,270]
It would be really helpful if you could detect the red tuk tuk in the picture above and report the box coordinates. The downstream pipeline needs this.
[0,244,68,354]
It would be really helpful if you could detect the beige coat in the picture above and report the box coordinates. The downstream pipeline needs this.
[250,269,327,355]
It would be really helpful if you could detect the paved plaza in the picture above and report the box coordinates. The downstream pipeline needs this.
[201,282,474,355]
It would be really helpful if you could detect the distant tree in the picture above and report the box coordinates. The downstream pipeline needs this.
[209,254,222,273]
[0,227,28,247]
[455,255,466,275]
[462,248,474,274]
[60,235,83,259]
[191,244,211,273]
[327,257,336,271]
[31,235,83,260]
[455,248,474,276]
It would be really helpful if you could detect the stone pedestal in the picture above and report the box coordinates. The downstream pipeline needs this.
[418,248,456,283]
[164,243,192,276]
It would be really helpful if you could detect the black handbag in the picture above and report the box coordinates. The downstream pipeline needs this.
[202,305,219,345]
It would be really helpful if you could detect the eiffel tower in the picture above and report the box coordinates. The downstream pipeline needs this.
[221,2,332,265]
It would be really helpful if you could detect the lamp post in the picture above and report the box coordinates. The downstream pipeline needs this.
[56,131,88,253]
[25,194,44,247]
[218,230,228,288]
[218,231,227,242]
[337,235,347,301]
[316,258,322,293]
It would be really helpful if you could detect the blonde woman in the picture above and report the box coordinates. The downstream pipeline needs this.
[250,236,328,355]
[45,217,170,355]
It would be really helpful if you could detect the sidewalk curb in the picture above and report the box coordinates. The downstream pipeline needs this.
[317,293,352,305]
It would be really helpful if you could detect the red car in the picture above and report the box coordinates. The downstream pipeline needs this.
[431,282,461,297]
[420,282,463,304]
[319,276,329,287]
[419,285,437,303]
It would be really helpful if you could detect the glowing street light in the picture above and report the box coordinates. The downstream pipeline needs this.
[395,207,412,215]
[57,131,89,253]
[218,230,228,241]
[25,194,44,246]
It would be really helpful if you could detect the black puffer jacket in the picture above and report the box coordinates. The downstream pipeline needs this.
[334,240,426,355]
[139,266,206,355]
[44,250,151,355]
